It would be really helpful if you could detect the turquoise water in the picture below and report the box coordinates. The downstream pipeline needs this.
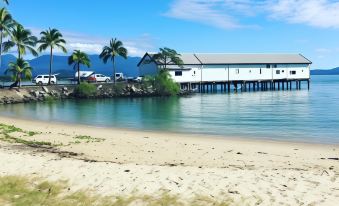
[0,75,339,144]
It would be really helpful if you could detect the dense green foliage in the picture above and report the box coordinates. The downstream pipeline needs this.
[73,82,97,98]
[38,28,67,85]
[5,58,32,87]
[99,38,128,84]
[152,69,180,95]
[3,24,38,58]
[68,50,91,84]
[146,47,184,70]
[0,8,15,68]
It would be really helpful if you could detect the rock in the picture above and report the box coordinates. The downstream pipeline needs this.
[31,91,39,98]
[42,86,49,93]
[97,85,103,90]
[62,87,68,91]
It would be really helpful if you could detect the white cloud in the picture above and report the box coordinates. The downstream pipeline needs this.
[165,0,339,29]
[268,0,339,29]
[164,0,256,29]
[29,28,155,57]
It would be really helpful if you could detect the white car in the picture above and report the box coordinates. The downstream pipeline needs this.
[115,73,124,81]
[133,76,143,82]
[33,75,57,85]
[87,74,111,83]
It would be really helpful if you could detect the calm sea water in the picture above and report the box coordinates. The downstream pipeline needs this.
[0,75,339,144]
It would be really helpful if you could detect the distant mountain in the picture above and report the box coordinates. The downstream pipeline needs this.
[0,54,142,78]
[311,68,339,75]
[2,54,337,77]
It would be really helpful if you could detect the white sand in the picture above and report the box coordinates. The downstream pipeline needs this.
[0,116,338,205]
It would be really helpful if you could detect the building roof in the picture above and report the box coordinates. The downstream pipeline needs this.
[138,53,312,66]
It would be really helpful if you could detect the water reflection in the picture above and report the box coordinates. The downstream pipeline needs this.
[0,76,339,143]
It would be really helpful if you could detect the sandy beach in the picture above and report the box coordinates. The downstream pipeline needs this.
[0,115,338,205]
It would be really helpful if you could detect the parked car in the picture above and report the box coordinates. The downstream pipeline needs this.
[87,74,111,83]
[133,76,143,83]
[33,75,57,85]
[115,73,124,81]
[75,71,95,82]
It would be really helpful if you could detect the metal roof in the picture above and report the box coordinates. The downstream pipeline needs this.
[194,53,312,64]
[138,53,312,66]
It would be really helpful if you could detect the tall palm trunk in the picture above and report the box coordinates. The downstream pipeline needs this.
[77,63,80,85]
[113,56,116,84]
[48,46,53,85]
[17,45,21,59]
[0,29,3,70]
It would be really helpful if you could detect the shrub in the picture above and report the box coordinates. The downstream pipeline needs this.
[154,69,180,95]
[73,82,97,98]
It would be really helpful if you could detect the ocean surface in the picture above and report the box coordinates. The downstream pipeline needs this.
[0,75,339,144]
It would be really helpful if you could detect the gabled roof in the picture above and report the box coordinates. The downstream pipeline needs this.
[138,53,312,66]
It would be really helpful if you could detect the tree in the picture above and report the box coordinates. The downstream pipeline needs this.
[3,0,8,5]
[3,24,38,59]
[99,38,127,84]
[38,28,67,85]
[68,50,91,84]
[0,8,15,68]
[151,47,184,70]
[5,58,32,87]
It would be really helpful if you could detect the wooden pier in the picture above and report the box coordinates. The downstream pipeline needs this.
[180,79,310,93]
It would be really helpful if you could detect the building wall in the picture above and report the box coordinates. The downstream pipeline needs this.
[201,65,228,82]
[139,63,310,83]
[168,65,201,83]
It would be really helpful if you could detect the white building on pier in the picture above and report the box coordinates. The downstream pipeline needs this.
[138,53,311,84]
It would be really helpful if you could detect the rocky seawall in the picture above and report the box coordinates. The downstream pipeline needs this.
[0,83,159,105]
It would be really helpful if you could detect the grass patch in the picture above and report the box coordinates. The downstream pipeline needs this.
[73,135,105,143]
[0,176,112,206]
[0,123,51,147]
[0,176,233,206]
[0,123,23,133]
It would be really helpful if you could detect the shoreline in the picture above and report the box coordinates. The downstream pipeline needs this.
[0,114,337,147]
[0,115,338,205]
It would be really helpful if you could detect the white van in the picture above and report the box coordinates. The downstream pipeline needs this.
[115,73,124,81]
[33,75,57,85]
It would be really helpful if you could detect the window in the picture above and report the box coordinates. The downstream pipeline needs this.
[273,64,277,68]
[260,68,262,74]
[249,70,251,73]
[193,71,196,75]
[290,71,296,75]
[282,70,285,73]
[37,75,42,78]
[276,70,280,74]
[175,71,182,76]
[236,69,240,74]
[266,64,270,69]
[44,76,49,78]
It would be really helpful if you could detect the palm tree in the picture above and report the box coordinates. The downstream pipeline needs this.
[38,28,67,85]
[0,8,15,68]
[151,47,184,70]
[3,24,38,59]
[5,58,32,87]
[68,50,91,84]
[3,0,9,5]
[99,38,127,84]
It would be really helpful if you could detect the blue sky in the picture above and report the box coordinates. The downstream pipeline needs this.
[3,0,339,69]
